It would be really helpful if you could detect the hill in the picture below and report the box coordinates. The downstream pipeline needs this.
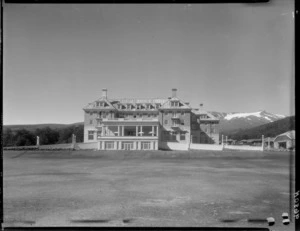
[209,110,286,134]
[3,122,84,132]
[227,115,295,140]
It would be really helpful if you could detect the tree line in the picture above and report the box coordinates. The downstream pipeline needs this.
[226,116,295,140]
[3,124,84,147]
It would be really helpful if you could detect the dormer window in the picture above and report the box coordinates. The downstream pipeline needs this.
[171,101,179,107]
[118,104,123,109]
[96,102,100,107]
[100,102,104,107]
[156,104,161,109]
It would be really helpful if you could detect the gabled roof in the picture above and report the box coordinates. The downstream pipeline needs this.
[83,96,117,110]
[160,97,192,110]
[275,130,295,140]
[110,98,167,105]
[192,109,219,121]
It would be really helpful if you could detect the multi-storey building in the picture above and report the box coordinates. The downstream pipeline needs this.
[83,89,220,150]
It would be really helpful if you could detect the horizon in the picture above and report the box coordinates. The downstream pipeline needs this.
[3,1,294,125]
[3,110,293,126]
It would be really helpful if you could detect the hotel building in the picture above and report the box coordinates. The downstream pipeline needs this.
[83,89,220,150]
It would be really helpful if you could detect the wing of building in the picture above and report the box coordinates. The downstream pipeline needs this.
[274,130,295,150]
[83,89,220,150]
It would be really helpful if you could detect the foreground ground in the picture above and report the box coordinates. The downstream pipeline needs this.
[3,150,295,229]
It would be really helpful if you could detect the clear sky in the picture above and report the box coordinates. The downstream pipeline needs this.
[3,1,294,125]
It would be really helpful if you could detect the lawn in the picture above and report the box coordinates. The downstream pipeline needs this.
[3,150,295,229]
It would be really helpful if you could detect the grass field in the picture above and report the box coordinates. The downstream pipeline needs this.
[3,150,295,229]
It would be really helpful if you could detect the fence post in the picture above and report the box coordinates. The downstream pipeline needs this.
[72,134,76,149]
[36,136,40,147]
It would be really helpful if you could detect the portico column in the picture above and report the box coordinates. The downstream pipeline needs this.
[101,126,105,136]
[118,126,120,136]
[156,126,159,137]
[141,126,143,137]
[122,126,124,136]
[136,126,139,136]
[152,126,154,136]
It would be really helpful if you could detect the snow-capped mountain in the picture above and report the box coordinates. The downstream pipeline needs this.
[209,111,286,134]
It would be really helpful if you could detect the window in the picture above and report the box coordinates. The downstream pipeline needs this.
[172,120,179,127]
[118,104,123,109]
[171,101,179,107]
[103,113,106,118]
[97,130,101,139]
[90,120,93,124]
[88,131,94,140]
[180,119,184,125]
[163,131,169,141]
[141,142,151,150]
[181,111,184,115]
[105,141,114,150]
[122,142,133,150]
[96,102,100,107]
[148,114,151,117]
[164,111,168,115]
[90,112,92,116]
[180,132,185,140]
[164,120,168,125]
[100,102,104,107]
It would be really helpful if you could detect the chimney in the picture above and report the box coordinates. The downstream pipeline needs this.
[172,88,177,98]
[200,103,204,110]
[102,89,107,98]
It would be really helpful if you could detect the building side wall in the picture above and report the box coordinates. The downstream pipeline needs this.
[159,110,191,143]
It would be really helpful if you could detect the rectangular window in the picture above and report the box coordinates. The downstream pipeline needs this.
[96,102,100,107]
[122,142,133,150]
[148,114,151,117]
[181,111,184,115]
[172,120,179,126]
[103,113,106,118]
[164,120,168,125]
[88,131,94,140]
[105,141,114,150]
[141,142,151,150]
[180,133,185,140]
[164,131,169,141]
[90,112,92,116]
[97,130,101,139]
[164,111,167,115]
